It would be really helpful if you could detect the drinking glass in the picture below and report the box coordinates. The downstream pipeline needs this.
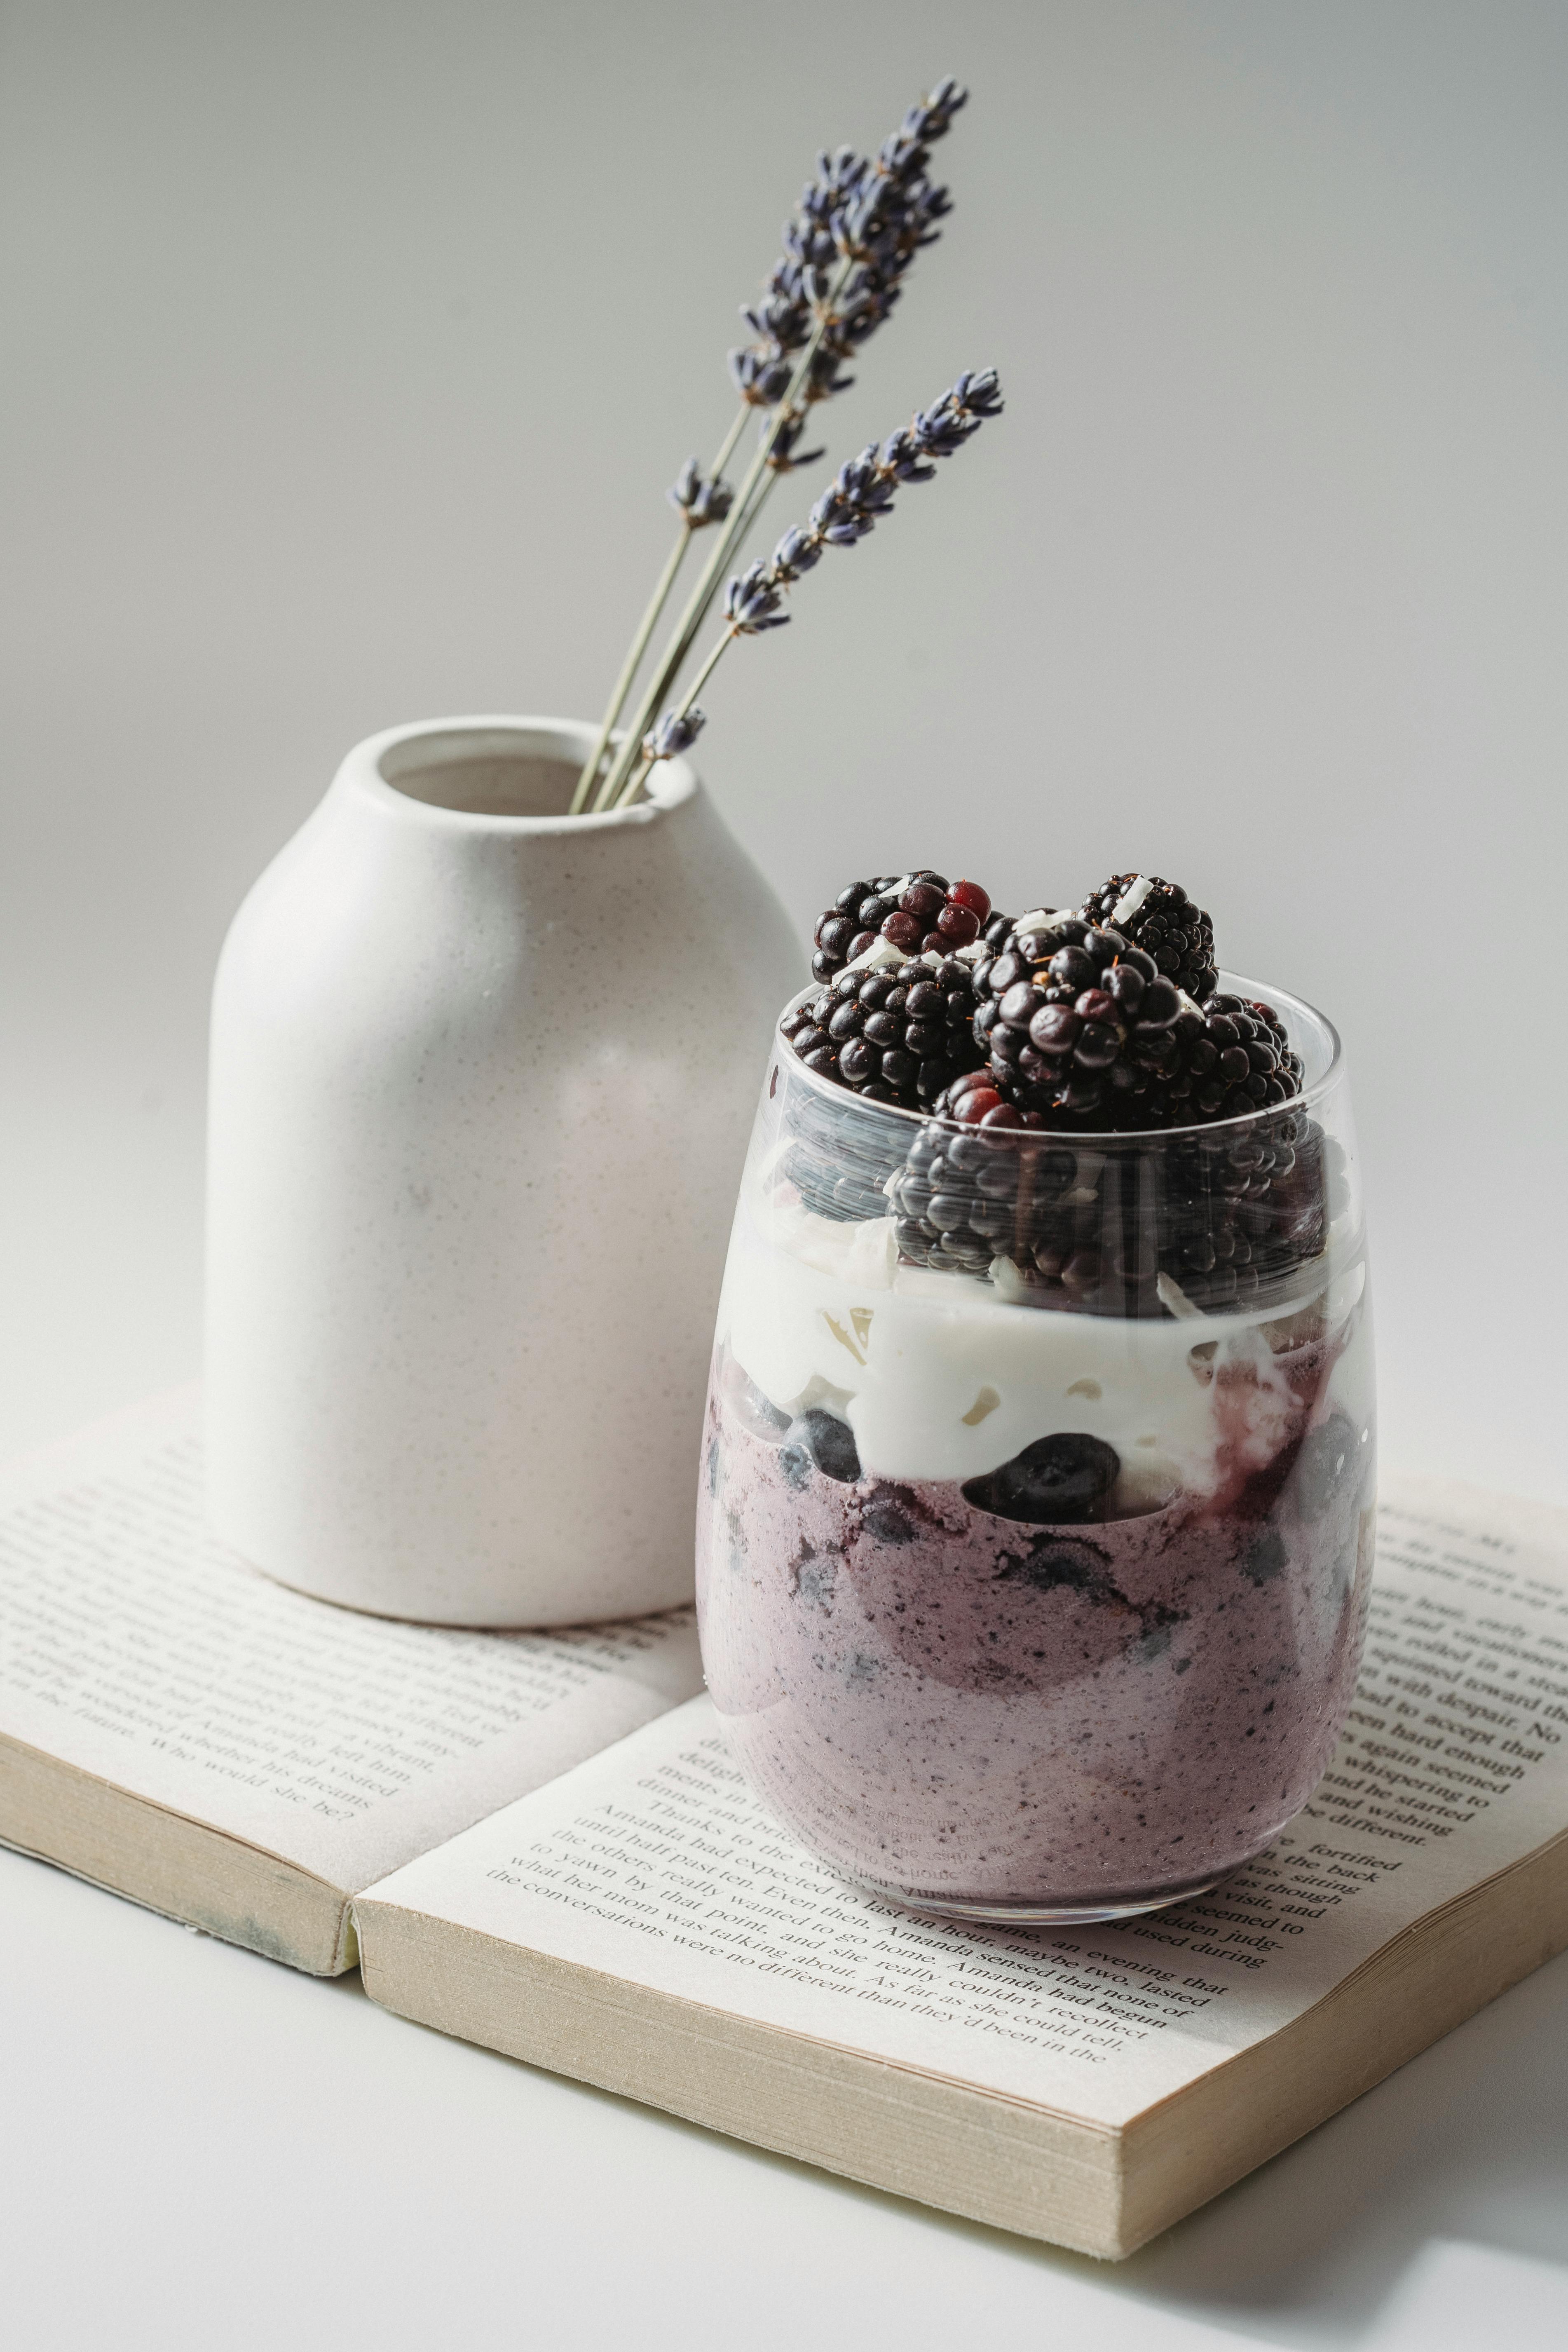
[696,976,1374,1922]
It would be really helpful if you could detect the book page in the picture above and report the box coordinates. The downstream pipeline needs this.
[0,1393,703,1889]
[361,1472,1568,2125]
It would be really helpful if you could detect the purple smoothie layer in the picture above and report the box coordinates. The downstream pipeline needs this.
[697,1336,1373,1908]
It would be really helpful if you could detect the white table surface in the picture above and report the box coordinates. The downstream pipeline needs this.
[5,1745,1568,2352]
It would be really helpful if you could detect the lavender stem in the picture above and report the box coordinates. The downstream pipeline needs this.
[611,629,736,810]
[571,401,754,811]
[708,403,749,482]
[568,524,690,813]
[612,362,1005,809]
[590,253,857,811]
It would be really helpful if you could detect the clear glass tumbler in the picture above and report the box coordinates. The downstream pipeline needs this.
[696,976,1374,1923]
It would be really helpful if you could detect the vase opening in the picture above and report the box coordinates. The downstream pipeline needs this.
[380,729,585,818]
[367,719,695,825]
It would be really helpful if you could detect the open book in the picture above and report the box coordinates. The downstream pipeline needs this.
[0,1393,703,1973]
[5,1402,1567,2256]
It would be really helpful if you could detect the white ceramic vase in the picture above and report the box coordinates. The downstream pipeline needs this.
[205,715,801,1626]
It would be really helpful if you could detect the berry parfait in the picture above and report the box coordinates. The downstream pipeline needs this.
[696,870,1374,1923]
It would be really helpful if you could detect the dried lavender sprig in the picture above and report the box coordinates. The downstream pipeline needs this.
[576,135,882,815]
[733,127,958,408]
[765,413,827,474]
[578,105,946,816]
[591,246,858,811]
[610,369,1001,809]
[593,93,966,814]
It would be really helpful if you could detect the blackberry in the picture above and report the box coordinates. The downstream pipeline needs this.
[771,1047,910,1222]
[887,1113,1153,1305]
[885,1077,1329,1316]
[1080,874,1217,1001]
[884,1117,1030,1278]
[782,953,984,1111]
[970,918,1185,1129]
[1106,992,1304,1130]
[1145,1112,1327,1311]
[810,870,996,983]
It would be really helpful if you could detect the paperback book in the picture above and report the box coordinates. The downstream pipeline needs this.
[3,1398,1565,2255]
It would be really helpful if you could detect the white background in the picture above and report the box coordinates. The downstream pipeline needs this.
[3,3,1566,2343]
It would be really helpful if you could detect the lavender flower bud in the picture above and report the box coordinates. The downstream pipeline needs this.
[724,561,791,633]
[805,347,853,402]
[879,426,936,484]
[835,446,896,521]
[741,290,811,352]
[893,77,968,159]
[807,487,872,547]
[667,460,735,527]
[833,268,902,349]
[769,526,824,582]
[783,217,839,272]
[765,414,826,473]
[952,366,1003,418]
[729,346,793,406]
[642,708,707,762]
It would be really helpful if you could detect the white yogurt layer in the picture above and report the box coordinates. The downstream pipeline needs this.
[717,1184,1370,1508]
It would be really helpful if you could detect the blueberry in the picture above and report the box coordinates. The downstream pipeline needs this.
[795,1409,862,1484]
[861,1490,918,1544]
[996,1534,1120,1601]
[778,1443,811,1489]
[962,1431,1121,1524]
[1242,1527,1288,1585]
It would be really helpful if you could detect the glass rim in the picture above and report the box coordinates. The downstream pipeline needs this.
[774,968,1344,1145]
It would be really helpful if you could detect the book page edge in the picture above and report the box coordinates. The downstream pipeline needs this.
[1117,1821,1568,2249]
[354,1890,1130,2258]
[1,1730,356,1975]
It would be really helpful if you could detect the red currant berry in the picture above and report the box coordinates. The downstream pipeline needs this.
[954,1087,1004,1123]
[935,901,980,945]
[980,1102,1024,1129]
[947,879,991,922]
[881,910,923,951]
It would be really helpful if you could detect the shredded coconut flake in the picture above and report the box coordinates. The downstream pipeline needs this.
[845,936,905,975]
[1111,873,1155,927]
[1157,1271,1207,1321]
